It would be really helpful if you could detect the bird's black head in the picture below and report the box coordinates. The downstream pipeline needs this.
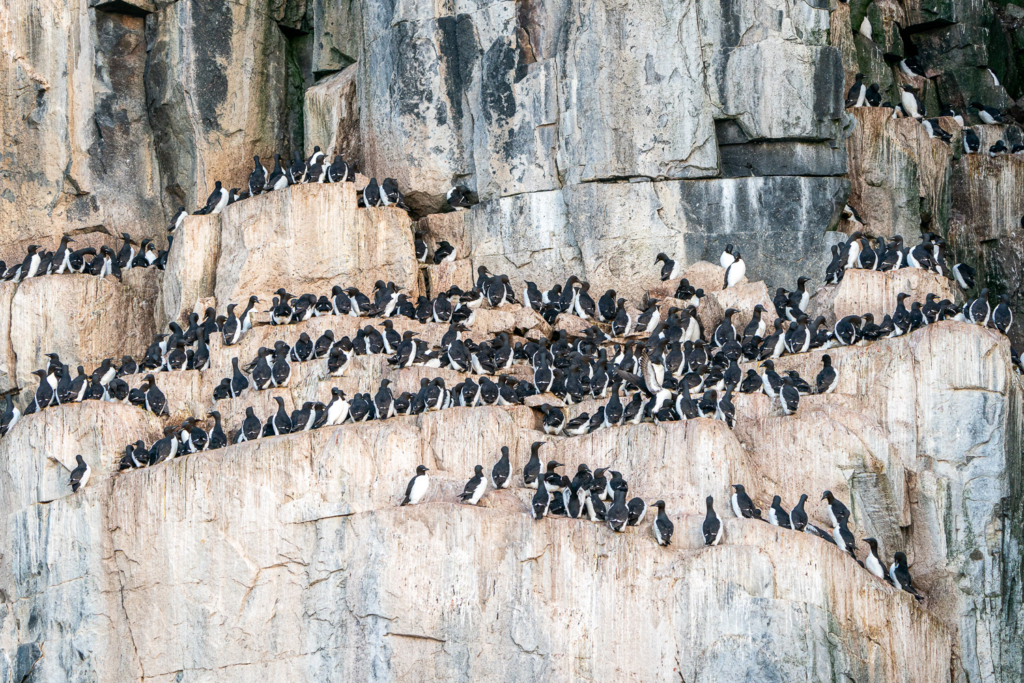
[732,484,744,492]
[416,465,429,474]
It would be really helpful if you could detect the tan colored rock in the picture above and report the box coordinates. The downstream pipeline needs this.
[0,282,18,394]
[418,211,471,261]
[427,259,473,295]
[161,214,221,327]
[214,183,418,307]
[145,0,289,212]
[808,268,960,328]
[303,65,361,167]
[0,7,164,250]
[708,281,774,328]
[844,108,957,238]
[0,402,163,510]
[11,270,159,401]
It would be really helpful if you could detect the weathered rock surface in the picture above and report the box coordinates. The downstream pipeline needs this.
[845,108,958,238]
[10,270,159,400]
[214,182,419,307]
[0,4,164,248]
[420,177,849,303]
[145,0,290,212]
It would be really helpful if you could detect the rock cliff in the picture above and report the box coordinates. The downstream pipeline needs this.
[2,0,1024,681]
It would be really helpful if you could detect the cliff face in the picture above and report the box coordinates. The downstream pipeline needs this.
[2,0,1024,681]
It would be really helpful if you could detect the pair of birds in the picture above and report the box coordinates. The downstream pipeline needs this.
[401,446,675,545]
[711,486,922,599]
[0,233,165,284]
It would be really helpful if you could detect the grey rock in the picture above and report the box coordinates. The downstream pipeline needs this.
[556,0,719,183]
[145,0,290,213]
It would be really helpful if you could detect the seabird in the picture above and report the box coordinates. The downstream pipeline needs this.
[790,494,809,531]
[491,446,512,489]
[401,465,430,505]
[889,552,923,600]
[652,501,673,546]
[768,496,792,529]
[845,73,867,108]
[703,496,723,545]
[731,484,755,518]
[822,490,851,527]
[863,538,886,580]
[654,252,681,281]
[69,455,91,492]
[459,465,487,505]
[816,355,837,394]
[723,252,745,288]
[523,441,544,488]
[606,490,629,532]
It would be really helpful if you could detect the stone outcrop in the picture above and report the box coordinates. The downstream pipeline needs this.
[10,269,159,402]
[0,3,163,251]
[214,182,418,307]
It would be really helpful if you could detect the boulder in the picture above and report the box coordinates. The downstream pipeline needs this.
[214,182,419,307]
[10,270,160,402]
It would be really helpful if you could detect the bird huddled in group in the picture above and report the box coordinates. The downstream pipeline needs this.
[0,232,167,284]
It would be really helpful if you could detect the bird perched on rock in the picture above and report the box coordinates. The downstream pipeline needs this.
[651,500,673,546]
[69,455,90,493]
[459,465,487,505]
[401,465,430,506]
[703,496,723,545]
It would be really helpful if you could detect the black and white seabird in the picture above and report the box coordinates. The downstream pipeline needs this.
[606,490,629,532]
[816,355,837,394]
[889,552,923,600]
[198,181,230,215]
[952,262,976,290]
[970,102,1003,125]
[822,490,851,527]
[626,497,648,526]
[523,441,544,488]
[654,252,681,281]
[863,538,886,580]
[993,294,1013,334]
[69,454,90,492]
[459,465,488,505]
[540,404,565,435]
[900,85,922,119]
[401,465,430,506]
[491,446,512,489]
[768,496,792,529]
[651,500,673,546]
[832,518,857,558]
[531,480,550,519]
[731,484,755,518]
[723,252,745,288]
[446,186,475,211]
[248,155,268,196]
[703,496,723,545]
[845,73,867,108]
[963,128,981,154]
[790,494,809,531]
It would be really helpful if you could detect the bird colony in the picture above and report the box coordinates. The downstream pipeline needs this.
[6,143,1015,613]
